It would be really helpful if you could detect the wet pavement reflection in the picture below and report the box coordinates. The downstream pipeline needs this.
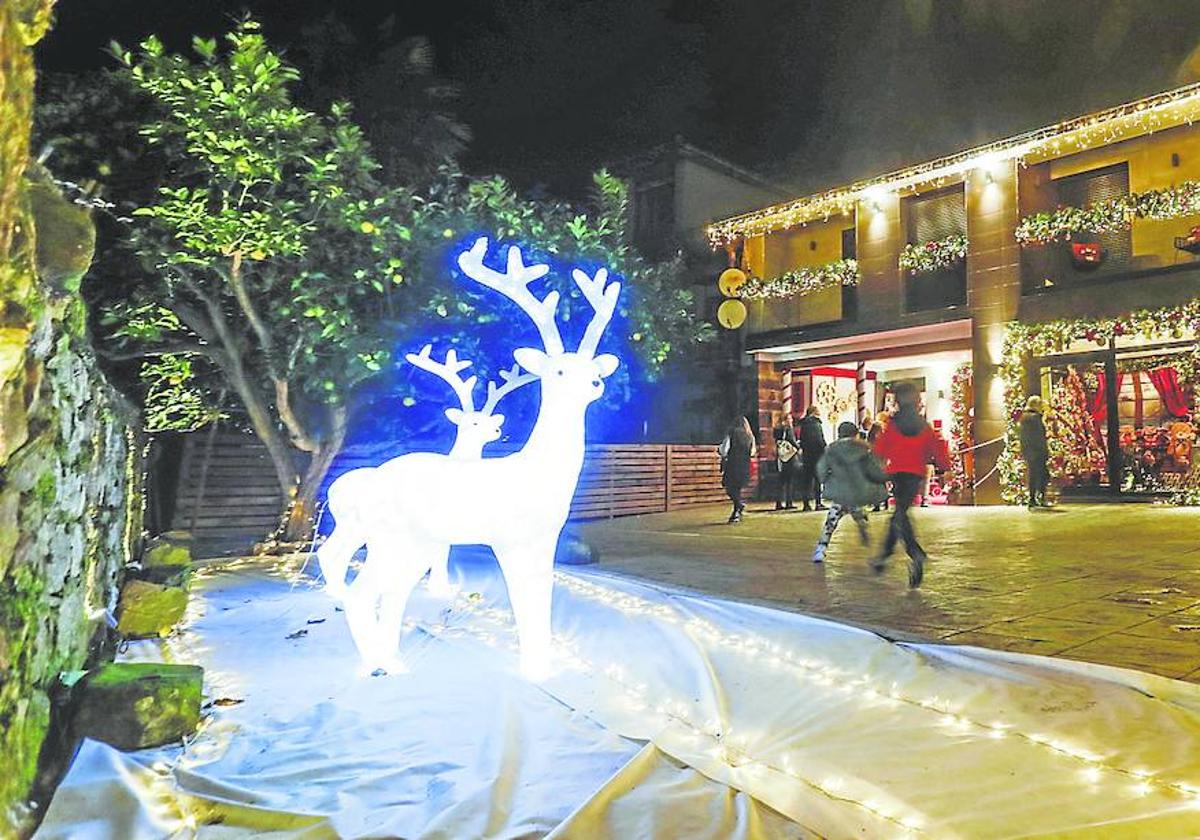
[580,503,1200,682]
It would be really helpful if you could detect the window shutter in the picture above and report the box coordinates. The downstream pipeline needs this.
[906,187,966,244]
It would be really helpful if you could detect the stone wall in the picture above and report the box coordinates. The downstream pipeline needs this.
[1,0,144,831]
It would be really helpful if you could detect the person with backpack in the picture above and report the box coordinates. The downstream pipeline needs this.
[719,414,757,523]
[871,383,951,587]
[812,421,888,564]
[774,414,799,510]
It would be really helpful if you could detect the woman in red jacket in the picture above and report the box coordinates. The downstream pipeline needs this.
[871,383,951,587]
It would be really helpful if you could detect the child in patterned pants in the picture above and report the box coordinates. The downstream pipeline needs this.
[811,422,887,564]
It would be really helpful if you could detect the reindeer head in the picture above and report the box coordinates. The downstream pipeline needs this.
[406,345,535,448]
[457,237,620,407]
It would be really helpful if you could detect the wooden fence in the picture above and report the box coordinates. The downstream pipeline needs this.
[170,433,735,544]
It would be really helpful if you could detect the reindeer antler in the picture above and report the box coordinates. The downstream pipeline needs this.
[481,362,537,416]
[457,237,564,355]
[572,267,621,357]
[405,344,478,413]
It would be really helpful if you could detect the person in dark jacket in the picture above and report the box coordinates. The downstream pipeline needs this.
[812,422,888,563]
[720,415,757,523]
[1019,395,1050,509]
[871,384,951,587]
[774,414,799,510]
[797,406,827,511]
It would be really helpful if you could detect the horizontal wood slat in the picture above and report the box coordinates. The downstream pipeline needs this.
[171,430,734,539]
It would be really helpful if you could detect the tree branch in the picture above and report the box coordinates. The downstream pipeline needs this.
[226,251,278,373]
[273,378,318,453]
[99,343,214,362]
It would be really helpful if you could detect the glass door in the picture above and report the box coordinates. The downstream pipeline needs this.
[1037,361,1110,494]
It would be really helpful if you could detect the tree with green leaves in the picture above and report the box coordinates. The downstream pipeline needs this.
[105,21,409,539]
[50,20,712,544]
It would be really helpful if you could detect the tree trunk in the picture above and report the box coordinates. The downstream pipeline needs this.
[281,404,348,543]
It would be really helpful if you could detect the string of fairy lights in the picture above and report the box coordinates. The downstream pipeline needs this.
[707,81,1200,248]
[407,570,1200,834]
[156,558,1200,835]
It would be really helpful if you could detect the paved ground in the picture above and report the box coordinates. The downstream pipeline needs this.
[577,502,1200,683]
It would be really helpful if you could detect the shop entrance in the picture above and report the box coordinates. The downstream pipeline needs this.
[783,349,973,504]
[1031,340,1197,498]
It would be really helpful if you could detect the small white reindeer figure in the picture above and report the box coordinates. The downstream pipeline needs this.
[319,348,534,599]
[337,237,619,679]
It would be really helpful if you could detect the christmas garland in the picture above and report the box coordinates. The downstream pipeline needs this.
[1014,180,1200,246]
[944,362,973,496]
[996,299,1200,504]
[898,233,969,274]
[738,259,860,300]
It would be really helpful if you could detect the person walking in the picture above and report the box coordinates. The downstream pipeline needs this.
[797,405,828,511]
[719,415,757,523]
[812,422,888,563]
[870,383,950,587]
[774,414,799,510]
[1019,395,1050,508]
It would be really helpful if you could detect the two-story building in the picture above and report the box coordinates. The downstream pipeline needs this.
[709,85,1200,504]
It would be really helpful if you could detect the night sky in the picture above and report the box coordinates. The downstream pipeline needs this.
[37,0,1200,196]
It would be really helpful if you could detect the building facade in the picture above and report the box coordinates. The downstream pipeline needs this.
[709,86,1200,504]
[614,141,787,443]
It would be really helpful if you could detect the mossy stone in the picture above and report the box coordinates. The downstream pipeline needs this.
[26,175,95,294]
[115,579,187,638]
[143,539,192,570]
[74,662,203,751]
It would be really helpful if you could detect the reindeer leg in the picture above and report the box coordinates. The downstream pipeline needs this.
[343,532,430,675]
[494,539,557,682]
[316,524,362,600]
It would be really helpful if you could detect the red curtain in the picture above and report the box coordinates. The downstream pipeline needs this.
[1089,371,1124,420]
[1147,367,1190,418]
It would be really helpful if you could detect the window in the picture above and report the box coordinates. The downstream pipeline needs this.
[841,226,857,320]
[631,181,674,257]
[904,186,967,311]
[1054,162,1131,267]
[1022,162,1133,294]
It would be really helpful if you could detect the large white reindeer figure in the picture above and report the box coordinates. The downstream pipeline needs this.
[319,348,533,599]
[338,237,619,679]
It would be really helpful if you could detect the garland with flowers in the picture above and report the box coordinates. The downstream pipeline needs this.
[898,233,969,274]
[1015,180,1200,246]
[996,299,1200,504]
[944,362,973,497]
[738,259,860,300]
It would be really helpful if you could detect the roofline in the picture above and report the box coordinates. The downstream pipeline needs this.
[671,141,792,197]
[708,81,1200,248]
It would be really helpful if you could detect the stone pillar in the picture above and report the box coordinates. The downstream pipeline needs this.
[755,355,781,459]
[966,160,1022,503]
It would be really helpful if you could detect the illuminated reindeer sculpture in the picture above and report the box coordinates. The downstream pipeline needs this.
[318,348,534,599]
[335,237,620,678]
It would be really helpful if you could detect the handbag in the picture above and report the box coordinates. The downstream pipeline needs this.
[776,438,798,464]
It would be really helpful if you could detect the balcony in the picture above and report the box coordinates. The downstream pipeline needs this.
[1018,254,1200,323]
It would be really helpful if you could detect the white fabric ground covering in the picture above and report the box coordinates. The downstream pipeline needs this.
[36,550,1200,839]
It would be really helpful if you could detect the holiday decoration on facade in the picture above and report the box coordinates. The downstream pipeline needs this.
[1014,179,1200,246]
[708,82,1200,247]
[898,234,969,274]
[945,363,973,497]
[996,300,1200,503]
[320,238,621,679]
[737,258,860,301]
[1044,367,1106,486]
